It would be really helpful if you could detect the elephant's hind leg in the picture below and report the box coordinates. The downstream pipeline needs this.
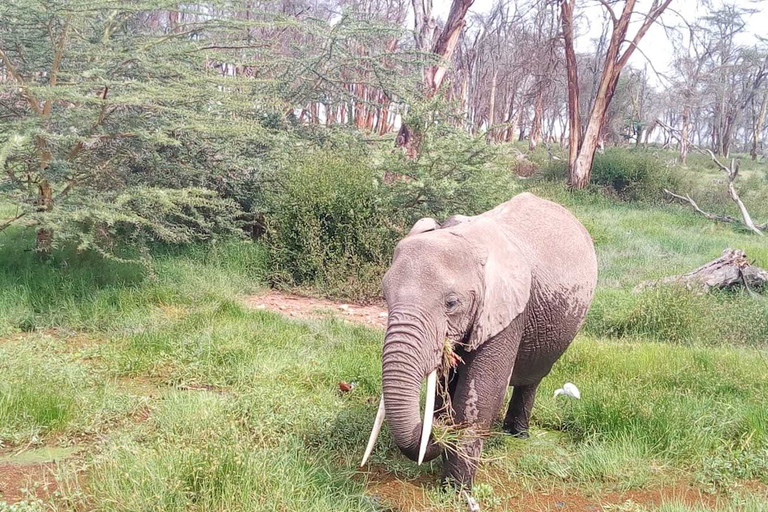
[503,383,540,438]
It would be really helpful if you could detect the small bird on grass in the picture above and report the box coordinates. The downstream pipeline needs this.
[553,382,580,399]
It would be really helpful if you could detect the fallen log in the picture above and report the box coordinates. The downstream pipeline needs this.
[634,248,768,294]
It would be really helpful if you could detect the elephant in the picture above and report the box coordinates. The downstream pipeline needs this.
[360,192,598,489]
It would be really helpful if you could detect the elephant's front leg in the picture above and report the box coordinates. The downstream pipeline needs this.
[440,329,522,489]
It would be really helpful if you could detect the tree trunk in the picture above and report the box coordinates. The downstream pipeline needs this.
[36,180,54,255]
[680,105,690,165]
[721,114,734,157]
[459,73,468,116]
[562,0,672,189]
[396,0,475,158]
[487,68,498,142]
[634,248,768,294]
[528,89,544,151]
[561,0,580,170]
[752,90,768,160]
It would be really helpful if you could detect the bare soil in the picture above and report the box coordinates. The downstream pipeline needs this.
[243,289,387,329]
[0,462,58,504]
[363,467,736,512]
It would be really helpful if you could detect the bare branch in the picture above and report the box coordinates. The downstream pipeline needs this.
[0,47,42,115]
[663,189,740,224]
[43,16,71,119]
[703,150,764,236]
[0,211,26,233]
[616,0,673,70]
[597,0,618,25]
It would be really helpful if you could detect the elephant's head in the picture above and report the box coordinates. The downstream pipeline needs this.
[361,215,532,466]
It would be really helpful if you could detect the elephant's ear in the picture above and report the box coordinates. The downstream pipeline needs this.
[408,217,440,236]
[467,228,531,350]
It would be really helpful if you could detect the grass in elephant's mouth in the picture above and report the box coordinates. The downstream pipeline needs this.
[431,418,489,460]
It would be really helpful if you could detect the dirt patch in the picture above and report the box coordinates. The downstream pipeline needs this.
[243,289,387,329]
[502,484,721,511]
[362,468,727,512]
[0,329,102,351]
[0,462,58,504]
[361,467,435,512]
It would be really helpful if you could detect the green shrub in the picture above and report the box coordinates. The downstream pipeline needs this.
[383,124,520,221]
[259,125,520,299]
[31,187,244,262]
[538,148,680,201]
[590,149,679,200]
[261,150,400,299]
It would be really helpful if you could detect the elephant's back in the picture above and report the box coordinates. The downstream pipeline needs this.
[485,192,597,295]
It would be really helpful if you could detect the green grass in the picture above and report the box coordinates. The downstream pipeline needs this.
[0,227,268,336]
[3,306,767,510]
[0,334,134,445]
[2,179,768,510]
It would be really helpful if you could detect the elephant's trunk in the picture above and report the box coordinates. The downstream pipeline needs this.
[381,309,442,463]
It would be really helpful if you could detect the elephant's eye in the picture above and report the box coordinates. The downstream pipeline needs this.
[445,298,459,311]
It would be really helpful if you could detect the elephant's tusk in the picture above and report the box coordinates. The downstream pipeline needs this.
[418,370,437,465]
[360,396,386,467]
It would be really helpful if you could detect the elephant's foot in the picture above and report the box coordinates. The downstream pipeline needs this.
[503,423,529,439]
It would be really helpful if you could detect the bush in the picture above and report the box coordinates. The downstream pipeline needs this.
[258,124,521,300]
[586,286,768,346]
[261,149,400,299]
[382,123,520,221]
[590,149,680,200]
[537,148,680,201]
[32,187,244,262]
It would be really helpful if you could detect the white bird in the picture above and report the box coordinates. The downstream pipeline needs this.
[553,382,581,399]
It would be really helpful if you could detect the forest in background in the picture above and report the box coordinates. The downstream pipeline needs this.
[1,0,767,280]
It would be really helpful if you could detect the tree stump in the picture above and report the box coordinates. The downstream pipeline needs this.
[634,248,768,294]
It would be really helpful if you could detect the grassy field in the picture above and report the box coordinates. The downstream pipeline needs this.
[1,182,767,511]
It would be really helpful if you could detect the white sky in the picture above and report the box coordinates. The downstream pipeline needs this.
[432,0,768,87]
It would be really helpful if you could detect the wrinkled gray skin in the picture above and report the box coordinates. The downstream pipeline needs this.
[381,193,597,489]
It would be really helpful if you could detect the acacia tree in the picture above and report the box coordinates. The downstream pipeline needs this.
[750,87,768,160]
[395,0,475,158]
[0,1,279,254]
[560,0,672,188]
[0,0,414,256]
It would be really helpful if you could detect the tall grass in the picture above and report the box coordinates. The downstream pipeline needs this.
[0,227,267,335]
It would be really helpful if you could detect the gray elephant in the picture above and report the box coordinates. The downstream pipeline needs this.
[361,192,598,489]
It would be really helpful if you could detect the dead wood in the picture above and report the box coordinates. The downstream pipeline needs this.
[705,150,764,236]
[663,189,740,224]
[662,148,765,236]
[634,248,768,294]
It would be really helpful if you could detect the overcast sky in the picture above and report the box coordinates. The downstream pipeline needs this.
[432,0,768,87]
